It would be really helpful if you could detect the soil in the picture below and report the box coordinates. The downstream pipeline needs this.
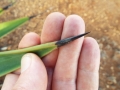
[0,0,120,90]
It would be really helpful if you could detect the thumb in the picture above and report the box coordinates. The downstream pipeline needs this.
[13,53,47,90]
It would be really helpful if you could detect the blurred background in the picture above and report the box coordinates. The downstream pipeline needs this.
[0,0,120,90]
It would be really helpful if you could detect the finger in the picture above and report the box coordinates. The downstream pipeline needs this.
[77,37,100,90]
[19,32,41,48]
[41,12,66,67]
[41,12,65,90]
[53,15,85,90]
[15,32,41,74]
[2,32,41,90]
[1,74,19,90]
[13,53,47,90]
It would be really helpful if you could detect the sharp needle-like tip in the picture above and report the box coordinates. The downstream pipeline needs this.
[56,32,90,47]
[2,2,16,10]
[29,12,44,20]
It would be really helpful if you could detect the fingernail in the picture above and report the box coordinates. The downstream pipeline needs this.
[21,54,32,73]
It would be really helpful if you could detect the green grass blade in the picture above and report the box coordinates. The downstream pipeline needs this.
[0,42,57,77]
[0,8,4,15]
[0,32,90,77]
[0,1,16,15]
[0,17,29,38]
[0,8,3,13]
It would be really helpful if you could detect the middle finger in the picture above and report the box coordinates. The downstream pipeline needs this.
[53,15,85,90]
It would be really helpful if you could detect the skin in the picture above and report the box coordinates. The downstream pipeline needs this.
[1,12,100,90]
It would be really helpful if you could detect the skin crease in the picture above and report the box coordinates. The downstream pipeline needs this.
[1,12,100,90]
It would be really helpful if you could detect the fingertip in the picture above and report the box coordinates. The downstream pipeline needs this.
[21,53,47,76]
[66,15,85,25]
[41,12,66,43]
[80,37,100,72]
[62,15,85,39]
[13,53,47,90]
[84,37,99,47]
[47,12,66,19]
[21,53,32,73]
[83,37,100,58]
[18,32,41,48]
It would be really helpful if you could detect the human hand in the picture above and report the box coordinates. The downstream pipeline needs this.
[2,12,100,90]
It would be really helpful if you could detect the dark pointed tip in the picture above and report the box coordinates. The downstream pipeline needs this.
[56,32,90,47]
[29,15,36,19]
[2,2,16,10]
[29,11,46,20]
[29,14,42,20]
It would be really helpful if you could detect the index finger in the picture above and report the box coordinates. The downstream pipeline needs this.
[41,12,66,67]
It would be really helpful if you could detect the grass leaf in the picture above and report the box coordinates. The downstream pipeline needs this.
[0,8,3,14]
[0,32,89,77]
[0,42,57,77]
[0,17,29,38]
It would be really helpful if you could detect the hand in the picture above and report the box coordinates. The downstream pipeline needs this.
[2,12,100,90]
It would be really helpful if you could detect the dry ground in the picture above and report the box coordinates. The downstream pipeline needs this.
[0,0,120,90]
